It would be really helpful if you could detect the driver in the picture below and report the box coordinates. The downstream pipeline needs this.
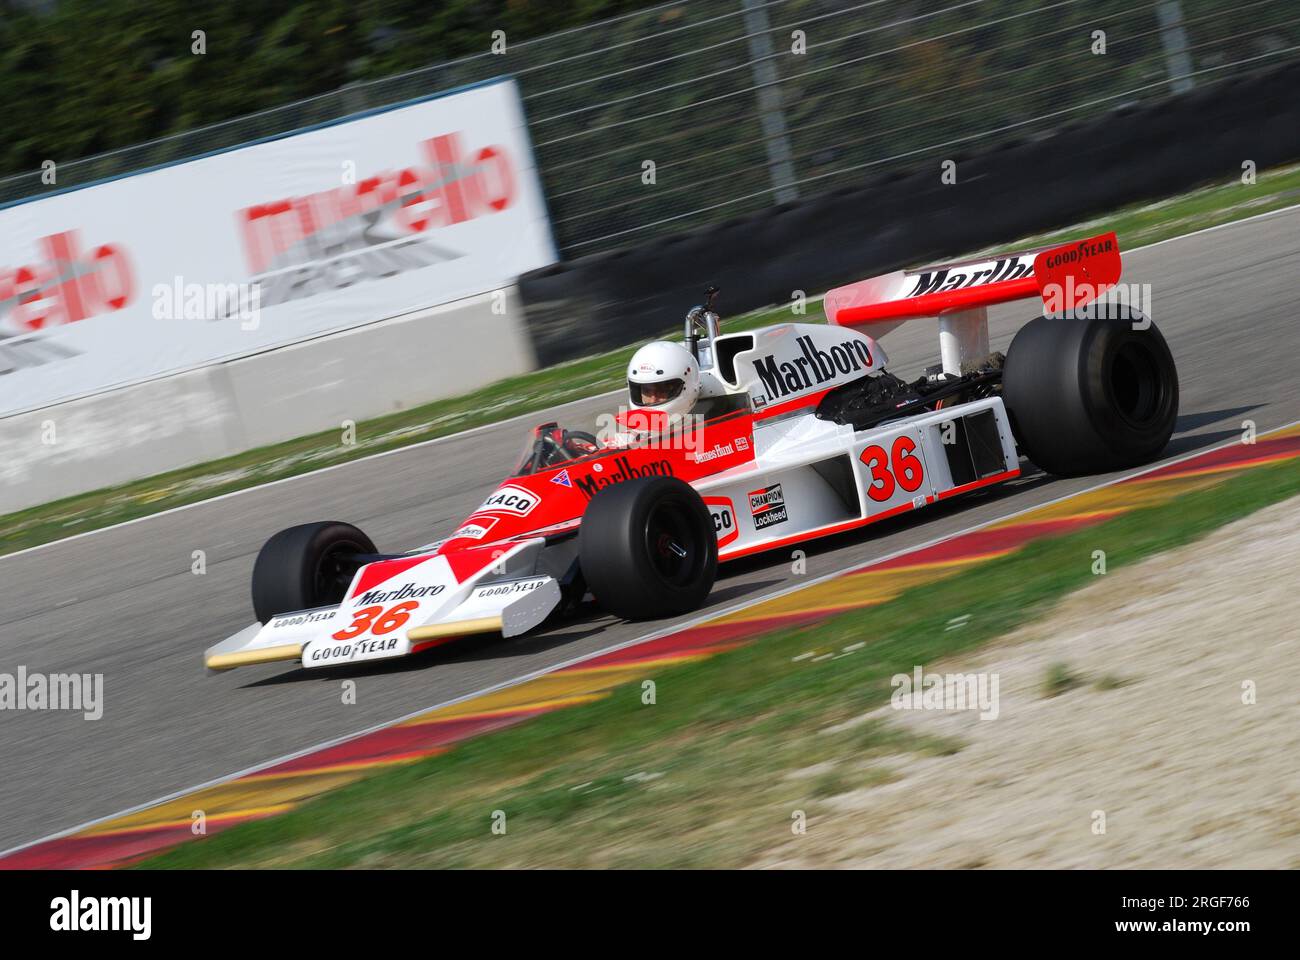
[529,340,707,466]
[608,340,702,445]
[627,340,701,416]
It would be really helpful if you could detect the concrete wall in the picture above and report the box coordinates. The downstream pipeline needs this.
[0,287,535,514]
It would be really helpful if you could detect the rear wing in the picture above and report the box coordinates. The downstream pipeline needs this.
[825,232,1121,326]
[822,232,1121,375]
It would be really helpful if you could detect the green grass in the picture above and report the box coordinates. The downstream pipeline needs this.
[7,162,1299,559]
[976,161,1300,255]
[139,455,1300,869]
[1093,673,1133,692]
[1042,662,1085,698]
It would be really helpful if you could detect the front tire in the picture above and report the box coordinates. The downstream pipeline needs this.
[578,476,717,620]
[1002,306,1178,477]
[251,521,376,623]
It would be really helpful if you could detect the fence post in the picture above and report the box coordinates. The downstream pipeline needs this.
[339,81,369,116]
[742,0,799,204]
[1156,0,1195,94]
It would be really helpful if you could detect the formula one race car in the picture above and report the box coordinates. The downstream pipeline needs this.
[205,231,1178,672]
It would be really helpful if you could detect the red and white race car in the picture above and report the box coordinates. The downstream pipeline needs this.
[205,232,1178,672]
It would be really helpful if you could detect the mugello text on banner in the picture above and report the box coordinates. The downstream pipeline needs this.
[0,78,555,416]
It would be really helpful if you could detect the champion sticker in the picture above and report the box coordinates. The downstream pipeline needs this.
[748,483,788,530]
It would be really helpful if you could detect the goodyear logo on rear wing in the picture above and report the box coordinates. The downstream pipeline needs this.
[1040,235,1115,270]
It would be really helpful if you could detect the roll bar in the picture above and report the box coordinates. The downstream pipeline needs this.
[683,285,721,363]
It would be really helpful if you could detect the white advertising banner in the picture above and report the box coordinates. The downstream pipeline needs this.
[0,77,556,416]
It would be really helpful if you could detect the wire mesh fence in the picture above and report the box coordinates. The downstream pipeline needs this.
[2,0,1297,256]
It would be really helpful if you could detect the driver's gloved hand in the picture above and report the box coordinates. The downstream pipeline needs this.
[561,430,599,456]
[540,429,600,467]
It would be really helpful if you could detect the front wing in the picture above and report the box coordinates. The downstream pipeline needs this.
[204,538,562,672]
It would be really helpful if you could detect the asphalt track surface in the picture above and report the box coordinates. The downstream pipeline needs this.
[2,208,1298,854]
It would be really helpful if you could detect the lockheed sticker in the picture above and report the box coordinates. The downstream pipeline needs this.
[748,483,789,530]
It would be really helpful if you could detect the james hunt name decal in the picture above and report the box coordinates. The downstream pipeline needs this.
[689,441,738,464]
[748,483,788,530]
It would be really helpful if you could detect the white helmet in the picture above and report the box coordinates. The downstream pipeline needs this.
[627,340,700,418]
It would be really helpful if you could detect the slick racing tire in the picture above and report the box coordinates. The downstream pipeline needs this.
[251,521,377,623]
[578,476,717,620]
[1002,306,1178,477]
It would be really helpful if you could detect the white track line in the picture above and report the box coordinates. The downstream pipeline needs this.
[0,388,622,563]
[4,417,1295,860]
[5,199,1298,564]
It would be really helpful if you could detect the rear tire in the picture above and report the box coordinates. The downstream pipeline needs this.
[579,476,717,620]
[1002,307,1178,477]
[251,521,376,623]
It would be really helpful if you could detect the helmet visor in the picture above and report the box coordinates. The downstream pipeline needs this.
[629,378,685,408]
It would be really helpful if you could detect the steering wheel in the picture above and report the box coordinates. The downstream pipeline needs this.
[541,429,599,467]
[518,424,601,474]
